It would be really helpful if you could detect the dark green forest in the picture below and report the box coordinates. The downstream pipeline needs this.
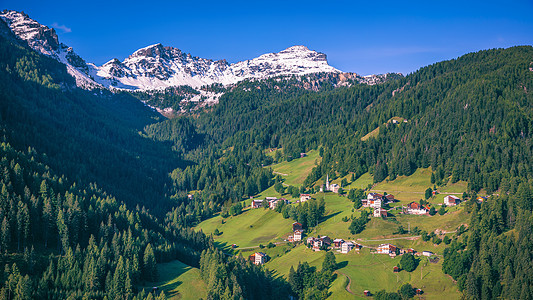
[1,12,533,299]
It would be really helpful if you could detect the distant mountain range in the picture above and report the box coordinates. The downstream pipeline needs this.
[0,10,399,91]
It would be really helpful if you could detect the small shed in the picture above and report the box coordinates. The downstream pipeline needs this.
[416,289,423,295]
[393,266,399,273]
[363,290,371,296]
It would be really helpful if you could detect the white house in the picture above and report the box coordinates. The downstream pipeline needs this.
[294,230,303,241]
[251,199,263,209]
[444,195,460,206]
[422,251,434,257]
[330,183,340,193]
[254,252,267,265]
[300,194,312,202]
[341,242,354,253]
[405,202,429,215]
[377,243,398,255]
[373,208,388,218]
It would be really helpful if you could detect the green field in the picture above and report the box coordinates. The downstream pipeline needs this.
[192,165,467,299]
[269,149,321,186]
[196,207,294,248]
[141,260,207,299]
[264,246,459,299]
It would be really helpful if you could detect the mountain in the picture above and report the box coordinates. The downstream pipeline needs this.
[0,10,101,89]
[92,44,342,90]
[1,10,396,93]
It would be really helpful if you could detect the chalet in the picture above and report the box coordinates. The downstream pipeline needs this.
[385,194,395,202]
[354,243,363,251]
[269,198,289,209]
[333,238,345,248]
[300,194,312,202]
[250,252,267,265]
[363,290,371,296]
[406,248,416,254]
[373,208,388,218]
[416,289,423,295]
[312,239,323,251]
[307,236,331,251]
[341,242,354,253]
[367,193,384,201]
[293,230,304,241]
[251,199,263,209]
[330,183,340,193]
[405,202,429,215]
[476,196,488,203]
[422,251,434,257]
[292,222,303,231]
[432,190,438,196]
[393,266,399,273]
[444,195,460,206]
[300,153,307,158]
[320,235,331,246]
[377,243,398,255]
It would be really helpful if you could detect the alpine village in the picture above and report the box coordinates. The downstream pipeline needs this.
[0,6,532,300]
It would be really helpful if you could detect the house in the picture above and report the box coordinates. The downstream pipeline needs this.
[250,252,267,265]
[405,202,429,215]
[312,239,323,251]
[341,242,354,253]
[333,238,345,248]
[385,194,395,203]
[432,190,438,196]
[444,195,460,206]
[294,230,304,241]
[416,289,423,295]
[330,183,340,193]
[362,198,383,208]
[422,251,434,257]
[292,222,303,231]
[363,290,371,296]
[377,243,398,255]
[320,236,331,246]
[251,199,263,209]
[367,193,384,201]
[300,153,307,158]
[354,243,363,251]
[300,194,312,202]
[476,196,488,203]
[306,237,315,245]
[393,266,399,273]
[268,197,288,209]
[373,208,388,218]
[406,248,416,254]
[187,194,194,200]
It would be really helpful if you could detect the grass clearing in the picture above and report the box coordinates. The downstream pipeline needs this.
[141,260,207,299]
[196,207,293,248]
[268,149,320,186]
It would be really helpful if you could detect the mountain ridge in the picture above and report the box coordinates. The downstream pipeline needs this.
[0,10,398,92]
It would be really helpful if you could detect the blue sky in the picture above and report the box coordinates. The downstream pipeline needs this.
[3,0,532,75]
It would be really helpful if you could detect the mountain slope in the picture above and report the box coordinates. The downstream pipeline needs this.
[0,22,185,211]
[1,10,396,94]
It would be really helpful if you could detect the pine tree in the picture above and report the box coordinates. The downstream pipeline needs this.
[143,243,158,281]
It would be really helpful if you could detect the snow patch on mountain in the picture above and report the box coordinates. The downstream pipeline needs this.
[0,10,102,89]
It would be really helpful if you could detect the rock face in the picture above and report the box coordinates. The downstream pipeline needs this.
[0,9,401,93]
[90,44,342,90]
[0,10,100,89]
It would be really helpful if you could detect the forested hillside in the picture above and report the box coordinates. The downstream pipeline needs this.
[0,24,185,212]
[2,11,533,298]
[147,46,533,299]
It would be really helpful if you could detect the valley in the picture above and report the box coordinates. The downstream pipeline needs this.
[196,151,472,299]
[0,7,531,300]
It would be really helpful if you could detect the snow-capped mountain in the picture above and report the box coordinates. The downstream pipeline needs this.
[90,44,342,90]
[0,10,101,89]
[0,9,400,97]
